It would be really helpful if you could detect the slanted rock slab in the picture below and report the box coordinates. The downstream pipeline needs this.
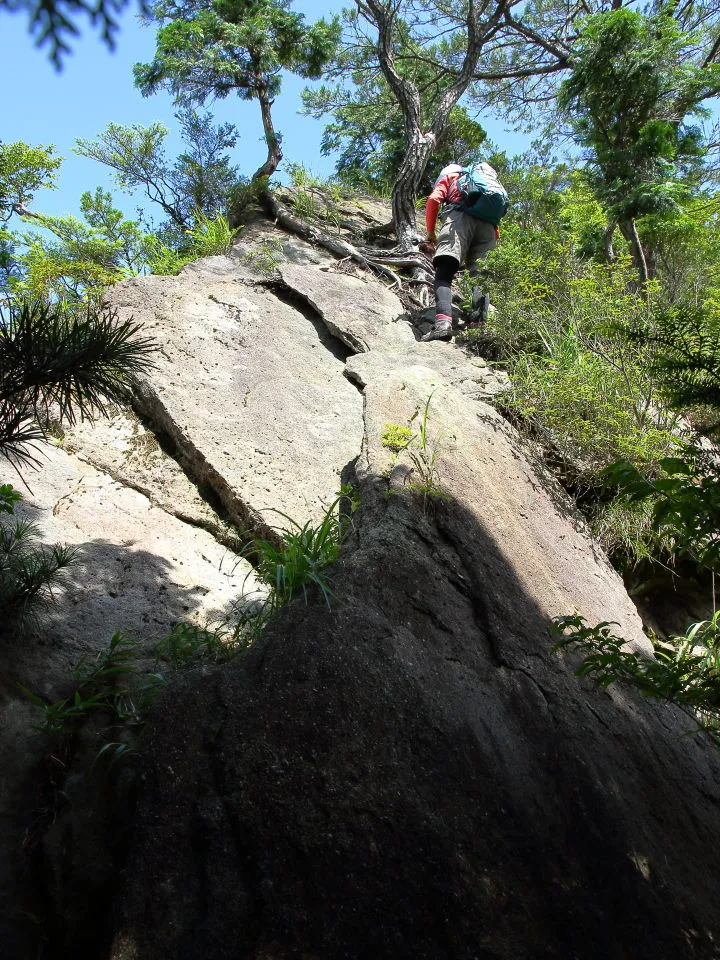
[110,369,720,960]
[109,256,365,536]
[60,409,238,547]
[280,262,407,353]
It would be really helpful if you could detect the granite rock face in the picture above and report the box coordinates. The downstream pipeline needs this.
[111,256,365,537]
[110,370,720,960]
[5,195,720,960]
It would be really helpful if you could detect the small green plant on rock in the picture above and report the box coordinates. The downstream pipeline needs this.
[241,236,284,275]
[21,632,162,736]
[23,615,255,757]
[155,619,256,665]
[382,394,451,509]
[381,423,414,453]
[248,489,357,614]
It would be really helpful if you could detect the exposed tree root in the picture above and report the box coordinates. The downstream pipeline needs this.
[261,190,434,294]
[361,219,396,242]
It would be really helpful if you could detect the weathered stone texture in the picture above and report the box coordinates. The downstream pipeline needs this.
[111,257,364,536]
[110,370,720,960]
[5,197,720,960]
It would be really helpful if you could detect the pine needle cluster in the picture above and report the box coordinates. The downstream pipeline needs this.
[0,298,156,468]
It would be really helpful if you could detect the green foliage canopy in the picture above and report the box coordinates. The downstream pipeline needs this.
[302,17,487,193]
[135,0,340,180]
[17,188,156,300]
[0,141,61,290]
[75,110,242,233]
[558,9,720,225]
[0,0,137,67]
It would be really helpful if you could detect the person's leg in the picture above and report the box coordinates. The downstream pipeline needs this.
[433,254,459,320]
[423,211,471,342]
[421,254,459,341]
[466,220,497,277]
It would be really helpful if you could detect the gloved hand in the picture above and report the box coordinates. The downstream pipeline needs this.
[419,232,436,256]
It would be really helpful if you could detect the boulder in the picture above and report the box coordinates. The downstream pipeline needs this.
[5,195,720,960]
[110,256,365,536]
[110,369,720,960]
[279,263,407,353]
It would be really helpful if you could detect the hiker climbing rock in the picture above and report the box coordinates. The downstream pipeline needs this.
[420,161,508,342]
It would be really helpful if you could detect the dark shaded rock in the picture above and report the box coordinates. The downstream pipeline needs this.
[110,372,720,960]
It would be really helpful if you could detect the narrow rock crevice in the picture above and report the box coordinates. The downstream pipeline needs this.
[134,413,243,542]
[433,510,512,670]
[261,277,355,363]
[131,382,283,551]
[76,442,244,553]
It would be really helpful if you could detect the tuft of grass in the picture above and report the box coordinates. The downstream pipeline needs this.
[185,211,240,257]
[20,632,161,736]
[249,490,356,614]
[155,619,256,665]
[148,213,241,275]
[380,396,452,510]
[241,237,284,275]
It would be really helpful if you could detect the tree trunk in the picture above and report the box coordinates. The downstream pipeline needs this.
[391,133,435,249]
[360,0,509,250]
[619,218,651,286]
[252,78,283,183]
[603,221,616,262]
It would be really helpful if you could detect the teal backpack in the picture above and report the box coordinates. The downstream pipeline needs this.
[455,162,509,226]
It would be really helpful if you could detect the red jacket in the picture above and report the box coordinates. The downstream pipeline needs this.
[425,172,461,236]
[425,171,501,239]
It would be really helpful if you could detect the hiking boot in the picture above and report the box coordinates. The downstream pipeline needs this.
[421,317,452,342]
[471,289,490,325]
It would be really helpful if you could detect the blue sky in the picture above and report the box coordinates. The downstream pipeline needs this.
[0,4,343,220]
[0,2,536,225]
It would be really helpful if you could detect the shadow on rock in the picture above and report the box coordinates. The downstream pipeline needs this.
[109,480,720,960]
[0,534,246,960]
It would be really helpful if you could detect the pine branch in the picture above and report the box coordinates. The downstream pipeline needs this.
[0,299,157,464]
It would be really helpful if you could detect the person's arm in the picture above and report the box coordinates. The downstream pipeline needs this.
[425,175,451,241]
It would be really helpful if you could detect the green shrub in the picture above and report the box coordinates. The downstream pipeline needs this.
[0,494,76,636]
[504,328,679,480]
[602,454,720,571]
[586,495,674,570]
[249,490,356,614]
[553,612,720,744]
[148,213,241,275]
